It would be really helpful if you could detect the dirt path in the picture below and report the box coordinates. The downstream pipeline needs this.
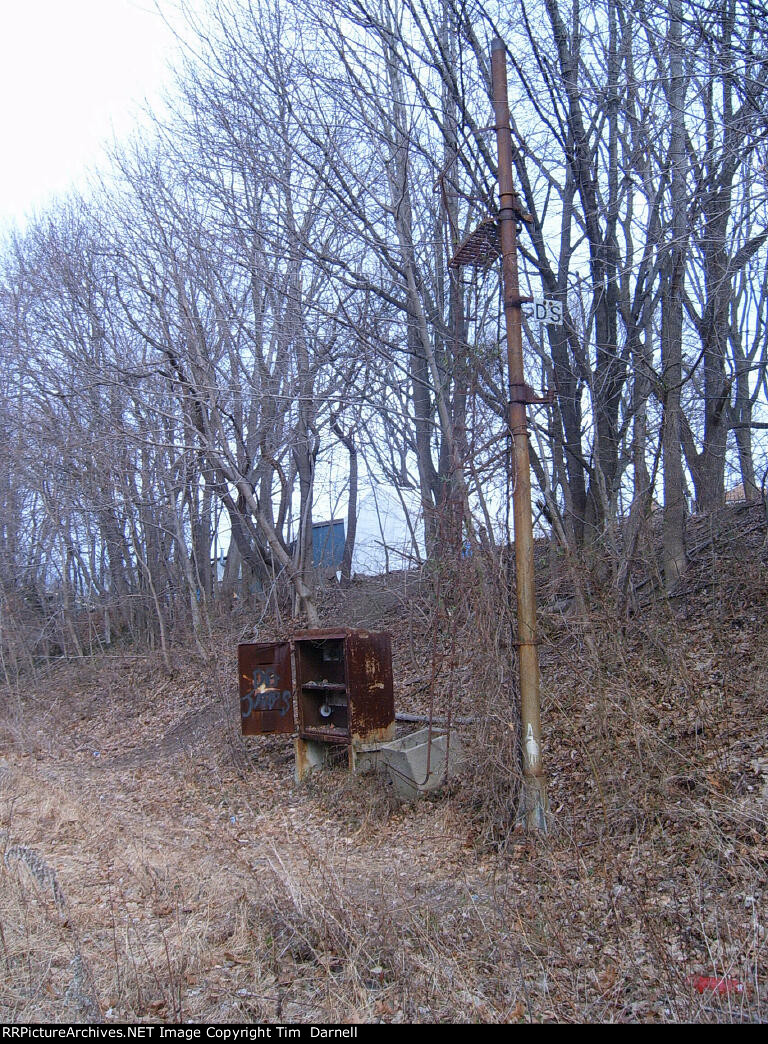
[1,661,501,1023]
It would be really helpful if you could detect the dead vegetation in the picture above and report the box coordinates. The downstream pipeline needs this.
[1,504,766,1023]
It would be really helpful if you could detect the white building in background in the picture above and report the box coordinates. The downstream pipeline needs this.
[350,480,425,575]
[313,457,425,576]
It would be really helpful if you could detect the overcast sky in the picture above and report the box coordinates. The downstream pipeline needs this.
[0,0,182,230]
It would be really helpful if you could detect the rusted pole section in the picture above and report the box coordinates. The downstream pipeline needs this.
[491,37,548,832]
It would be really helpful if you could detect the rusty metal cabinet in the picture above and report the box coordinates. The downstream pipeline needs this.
[238,629,395,779]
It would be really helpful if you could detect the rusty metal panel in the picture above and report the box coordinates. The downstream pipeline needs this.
[238,642,294,735]
[344,631,395,743]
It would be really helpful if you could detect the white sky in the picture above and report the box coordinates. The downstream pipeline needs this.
[0,0,181,230]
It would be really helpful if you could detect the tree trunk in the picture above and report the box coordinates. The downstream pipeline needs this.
[661,0,688,588]
[333,424,358,588]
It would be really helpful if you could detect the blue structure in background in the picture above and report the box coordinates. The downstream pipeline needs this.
[312,519,346,571]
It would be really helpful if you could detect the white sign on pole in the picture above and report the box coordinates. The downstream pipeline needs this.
[525,297,563,325]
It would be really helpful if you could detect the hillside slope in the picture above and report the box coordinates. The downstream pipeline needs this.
[1,504,766,1023]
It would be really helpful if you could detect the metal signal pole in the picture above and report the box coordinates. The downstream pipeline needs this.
[491,37,548,832]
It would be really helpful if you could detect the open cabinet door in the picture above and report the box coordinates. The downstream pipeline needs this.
[238,642,294,735]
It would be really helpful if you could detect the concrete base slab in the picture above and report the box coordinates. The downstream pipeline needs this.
[294,737,331,782]
[294,738,391,781]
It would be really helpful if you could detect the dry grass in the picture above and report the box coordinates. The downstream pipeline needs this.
[0,506,766,1023]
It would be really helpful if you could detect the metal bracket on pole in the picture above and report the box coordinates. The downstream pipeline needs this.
[499,199,534,224]
[509,384,555,406]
